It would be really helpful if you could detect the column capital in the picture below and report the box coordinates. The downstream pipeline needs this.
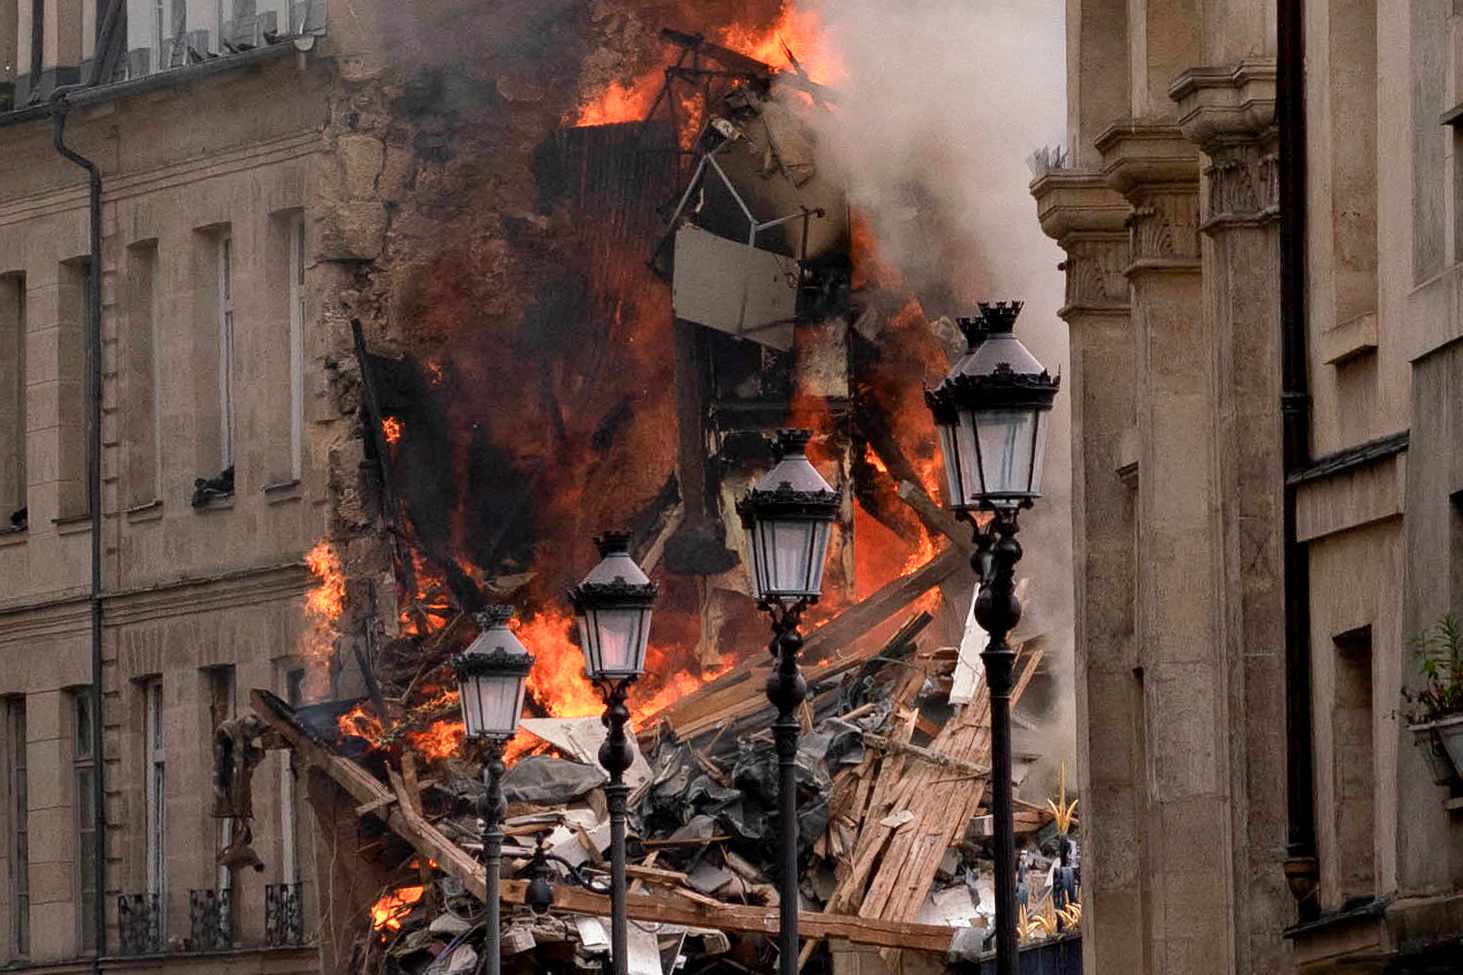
[1030,170,1132,317]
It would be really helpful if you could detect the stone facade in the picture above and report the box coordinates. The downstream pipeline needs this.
[0,1,349,970]
[1034,2,1463,973]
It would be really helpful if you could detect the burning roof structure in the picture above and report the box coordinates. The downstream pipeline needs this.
[247,7,1078,975]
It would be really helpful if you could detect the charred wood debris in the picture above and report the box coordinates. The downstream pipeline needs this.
[232,30,1081,975]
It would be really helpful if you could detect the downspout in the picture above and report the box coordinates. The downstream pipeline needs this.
[1277,0,1319,922]
[51,99,108,967]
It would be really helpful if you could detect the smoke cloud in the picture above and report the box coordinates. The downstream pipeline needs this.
[794,0,1076,772]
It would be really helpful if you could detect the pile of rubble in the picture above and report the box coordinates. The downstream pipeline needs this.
[249,585,1081,975]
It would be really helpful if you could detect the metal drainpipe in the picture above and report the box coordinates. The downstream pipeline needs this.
[1277,0,1319,917]
[51,99,108,967]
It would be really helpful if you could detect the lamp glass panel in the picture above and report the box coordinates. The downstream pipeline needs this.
[952,412,984,506]
[936,424,965,508]
[575,615,595,675]
[588,607,648,677]
[476,671,523,737]
[1029,410,1049,497]
[806,520,832,595]
[973,407,1038,497]
[770,518,815,595]
[459,675,485,737]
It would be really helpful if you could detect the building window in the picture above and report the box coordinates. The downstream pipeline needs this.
[73,692,97,952]
[124,243,161,507]
[1332,626,1375,903]
[7,698,27,958]
[281,668,305,884]
[57,259,91,519]
[289,215,306,481]
[218,234,236,472]
[0,275,24,530]
[206,668,236,894]
[142,679,165,936]
[29,0,43,82]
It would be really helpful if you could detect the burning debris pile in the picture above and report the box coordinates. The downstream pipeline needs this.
[250,588,1079,975]
[265,3,1077,973]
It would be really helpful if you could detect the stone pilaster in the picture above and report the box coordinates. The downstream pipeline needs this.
[1098,121,1231,975]
[1172,59,1292,975]
[1031,170,1143,974]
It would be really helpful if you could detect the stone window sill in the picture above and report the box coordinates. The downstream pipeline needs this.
[193,494,236,513]
[125,499,164,524]
[0,526,26,548]
[54,513,93,535]
[263,478,303,505]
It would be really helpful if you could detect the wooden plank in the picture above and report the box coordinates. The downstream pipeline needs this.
[497,880,957,954]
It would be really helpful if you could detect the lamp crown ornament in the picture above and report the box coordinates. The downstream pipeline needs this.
[772,427,813,461]
[594,530,633,558]
[473,604,514,629]
[956,300,1025,351]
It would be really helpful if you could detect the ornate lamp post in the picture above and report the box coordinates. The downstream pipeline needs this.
[569,532,657,975]
[736,428,841,975]
[452,606,534,975]
[924,301,1058,975]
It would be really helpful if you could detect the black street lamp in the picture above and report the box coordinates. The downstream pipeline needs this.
[736,428,841,975]
[452,606,534,975]
[569,532,657,975]
[925,301,1058,975]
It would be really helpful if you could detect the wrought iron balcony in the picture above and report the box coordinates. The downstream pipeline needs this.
[188,888,233,951]
[265,882,306,947]
[117,892,163,956]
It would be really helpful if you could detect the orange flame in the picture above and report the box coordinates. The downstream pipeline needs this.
[370,885,424,932]
[407,718,465,762]
[300,540,345,701]
[568,2,843,128]
[382,416,403,445]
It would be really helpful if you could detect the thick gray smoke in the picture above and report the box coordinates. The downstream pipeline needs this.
[792,0,1076,774]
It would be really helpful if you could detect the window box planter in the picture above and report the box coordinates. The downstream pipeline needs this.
[1409,720,1460,786]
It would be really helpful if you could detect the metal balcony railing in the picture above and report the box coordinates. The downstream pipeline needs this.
[188,888,233,951]
[265,882,306,947]
[117,892,163,956]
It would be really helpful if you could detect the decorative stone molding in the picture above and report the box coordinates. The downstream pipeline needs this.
[1171,59,1280,229]
[1170,59,1277,147]
[1206,142,1279,225]
[1127,191,1202,263]
[1095,122,1201,275]
[1030,169,1132,316]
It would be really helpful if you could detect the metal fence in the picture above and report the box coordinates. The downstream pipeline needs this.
[117,892,163,956]
[969,934,1082,975]
[188,888,233,951]
[266,882,306,947]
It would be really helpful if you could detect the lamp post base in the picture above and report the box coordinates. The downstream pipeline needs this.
[971,508,1023,975]
[764,600,808,975]
[597,677,636,975]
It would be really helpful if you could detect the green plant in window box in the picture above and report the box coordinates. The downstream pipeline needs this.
[1403,614,1463,785]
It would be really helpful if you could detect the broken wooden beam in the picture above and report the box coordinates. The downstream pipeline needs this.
[861,733,989,778]
[498,879,959,954]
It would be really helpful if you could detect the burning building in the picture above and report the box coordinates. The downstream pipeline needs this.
[0,1,1072,974]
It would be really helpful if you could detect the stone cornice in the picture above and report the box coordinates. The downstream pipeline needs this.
[1095,121,1201,196]
[0,560,314,645]
[1030,170,1133,243]
[1170,59,1278,150]
[104,560,313,627]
